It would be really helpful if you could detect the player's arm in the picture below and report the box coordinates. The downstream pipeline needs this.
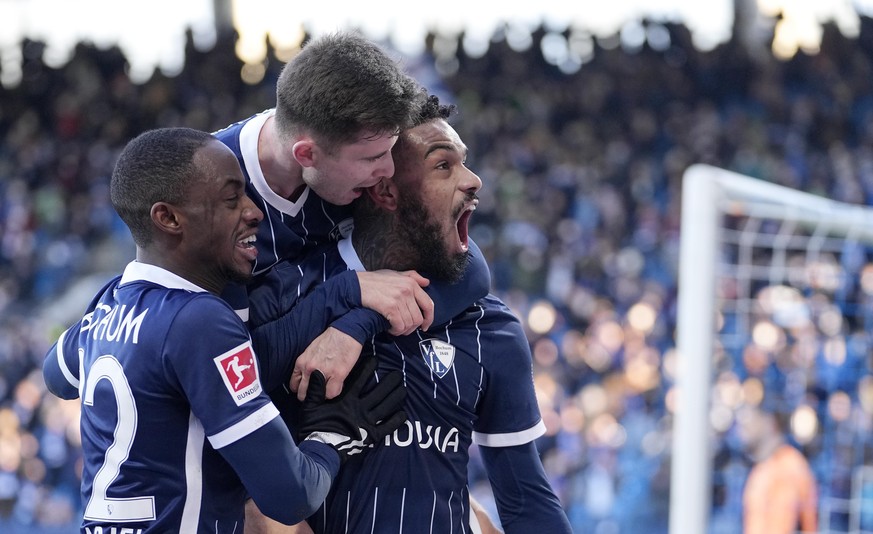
[43,325,82,399]
[469,495,503,534]
[244,500,313,534]
[799,460,818,532]
[174,297,406,525]
[43,278,117,400]
[219,415,339,525]
[472,296,571,533]
[248,250,432,399]
[248,268,377,391]
[290,268,435,400]
[479,443,571,534]
[425,238,490,326]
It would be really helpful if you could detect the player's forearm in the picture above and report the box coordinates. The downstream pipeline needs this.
[221,418,340,525]
[249,270,364,389]
[42,327,81,399]
[481,443,572,534]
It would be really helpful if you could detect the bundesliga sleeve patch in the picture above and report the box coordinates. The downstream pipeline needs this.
[213,341,262,406]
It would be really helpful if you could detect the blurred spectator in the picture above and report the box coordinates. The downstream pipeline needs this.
[738,405,818,534]
[6,16,873,533]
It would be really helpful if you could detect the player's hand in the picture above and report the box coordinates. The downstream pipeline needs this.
[357,270,434,335]
[298,357,407,464]
[290,327,362,401]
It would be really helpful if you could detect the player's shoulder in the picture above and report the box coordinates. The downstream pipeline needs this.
[213,110,268,136]
[466,293,522,327]
[162,289,240,329]
[212,109,272,148]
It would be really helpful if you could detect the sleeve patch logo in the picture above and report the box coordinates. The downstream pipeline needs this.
[213,341,261,406]
[419,339,455,379]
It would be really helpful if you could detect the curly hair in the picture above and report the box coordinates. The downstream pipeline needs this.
[412,93,457,127]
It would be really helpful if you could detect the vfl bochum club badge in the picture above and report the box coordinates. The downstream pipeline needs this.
[419,339,455,378]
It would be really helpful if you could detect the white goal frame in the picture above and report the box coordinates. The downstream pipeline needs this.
[669,164,873,534]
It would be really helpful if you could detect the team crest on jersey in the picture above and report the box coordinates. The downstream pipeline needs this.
[329,218,354,241]
[419,339,455,378]
[213,341,261,406]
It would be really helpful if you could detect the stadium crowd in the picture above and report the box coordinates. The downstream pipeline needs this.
[4,16,873,533]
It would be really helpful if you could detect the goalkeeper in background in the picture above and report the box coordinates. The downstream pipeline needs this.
[739,403,818,534]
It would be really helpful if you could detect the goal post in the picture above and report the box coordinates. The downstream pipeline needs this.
[669,164,873,534]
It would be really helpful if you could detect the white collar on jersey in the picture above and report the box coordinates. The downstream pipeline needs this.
[241,109,310,217]
[337,232,366,272]
[119,261,208,293]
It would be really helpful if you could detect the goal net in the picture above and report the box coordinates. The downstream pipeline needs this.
[670,164,873,534]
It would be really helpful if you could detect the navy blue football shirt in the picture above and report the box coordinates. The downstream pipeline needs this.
[42,262,342,533]
[213,110,491,329]
[247,237,548,533]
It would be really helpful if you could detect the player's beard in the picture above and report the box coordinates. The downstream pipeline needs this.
[396,198,469,283]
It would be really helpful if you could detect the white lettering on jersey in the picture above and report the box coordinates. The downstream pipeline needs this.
[85,525,144,533]
[213,341,262,406]
[81,304,148,344]
[384,420,460,453]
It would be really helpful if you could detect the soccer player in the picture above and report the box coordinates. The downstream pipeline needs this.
[41,128,408,532]
[214,31,491,401]
[739,404,818,534]
[246,96,572,533]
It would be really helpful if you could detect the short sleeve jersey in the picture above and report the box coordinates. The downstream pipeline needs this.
[44,262,280,533]
[249,239,546,533]
[213,111,353,316]
[212,111,491,327]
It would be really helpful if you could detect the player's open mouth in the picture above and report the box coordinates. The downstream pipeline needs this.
[456,202,476,252]
[237,233,258,262]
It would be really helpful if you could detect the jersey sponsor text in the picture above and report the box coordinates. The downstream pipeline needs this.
[383,420,460,453]
[85,527,144,534]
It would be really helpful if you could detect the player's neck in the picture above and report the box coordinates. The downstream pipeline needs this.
[352,220,418,273]
[752,433,785,462]
[136,250,225,295]
[259,117,305,200]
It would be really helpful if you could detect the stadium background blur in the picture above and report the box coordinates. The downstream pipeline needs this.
[5,1,873,533]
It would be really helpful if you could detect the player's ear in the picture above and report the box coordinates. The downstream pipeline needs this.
[292,139,316,168]
[366,178,399,211]
[151,202,183,236]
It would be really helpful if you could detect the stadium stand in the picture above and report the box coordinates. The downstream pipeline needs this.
[4,17,873,533]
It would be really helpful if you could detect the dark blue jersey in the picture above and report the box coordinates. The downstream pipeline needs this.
[214,110,354,278]
[213,111,491,330]
[248,238,571,533]
[42,262,342,532]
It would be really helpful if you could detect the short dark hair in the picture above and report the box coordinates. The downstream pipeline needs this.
[110,127,214,247]
[274,31,424,153]
[389,93,457,161]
